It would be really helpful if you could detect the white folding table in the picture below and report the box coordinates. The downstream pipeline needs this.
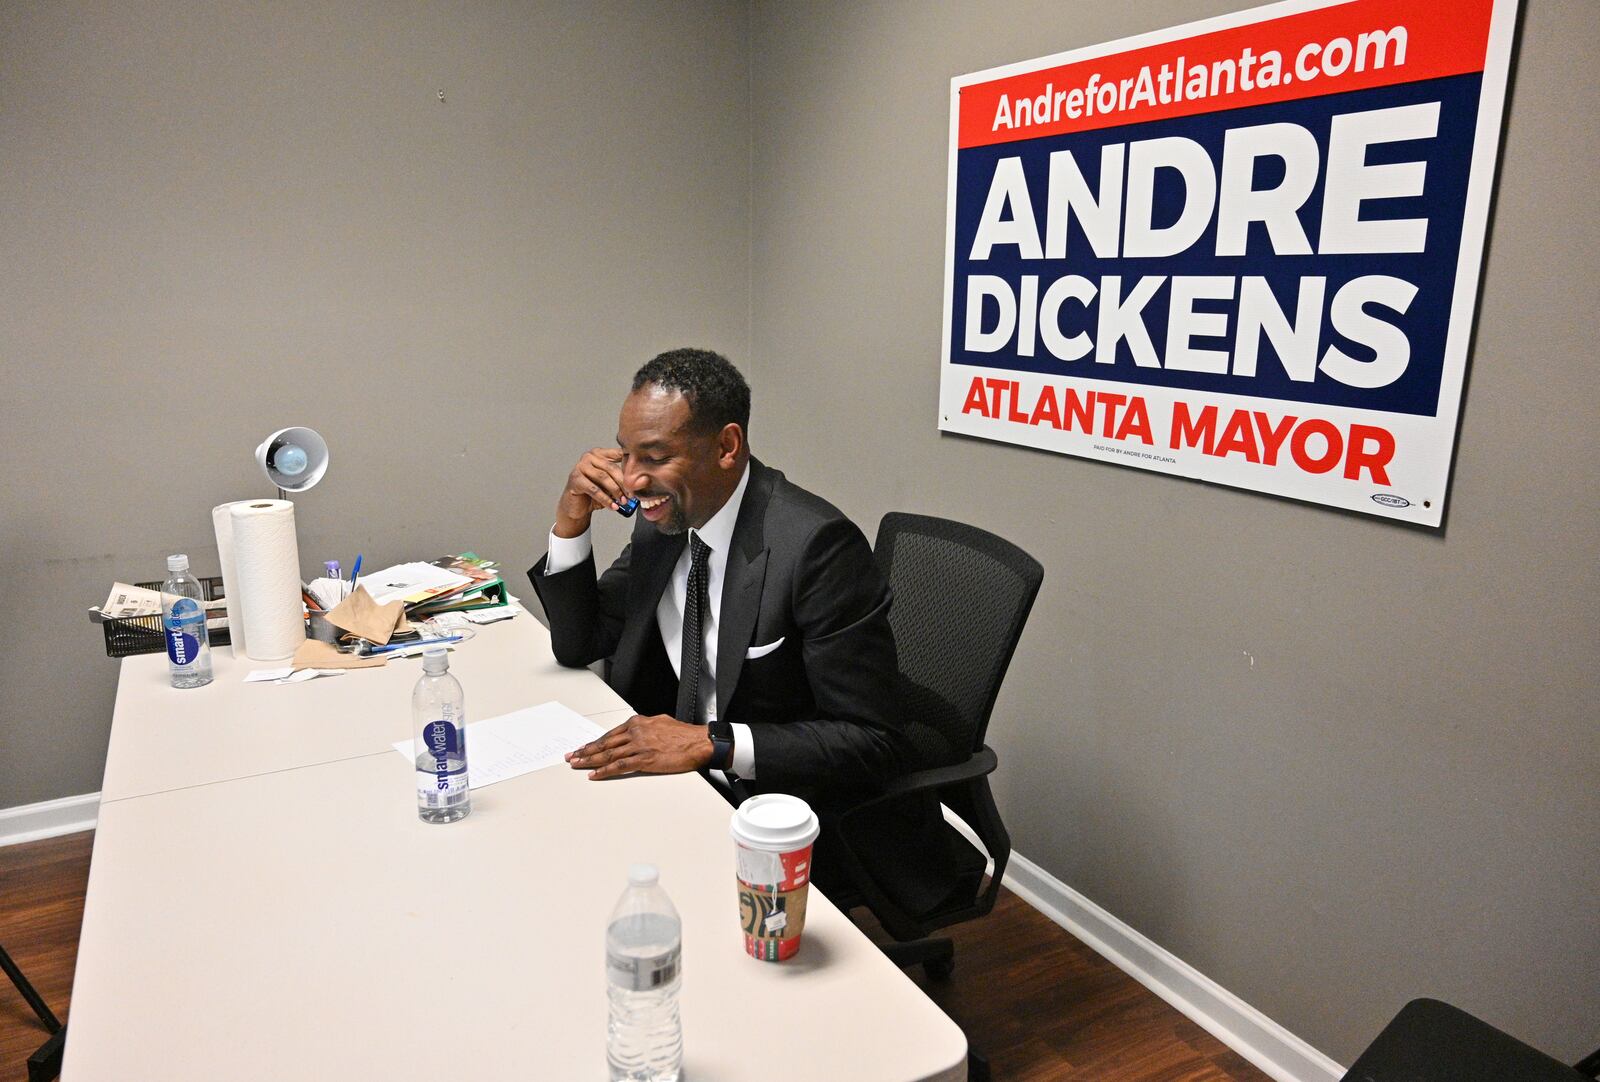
[65,613,968,1081]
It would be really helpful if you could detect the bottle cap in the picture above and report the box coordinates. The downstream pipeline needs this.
[628,863,659,887]
[167,554,189,572]
[421,646,450,673]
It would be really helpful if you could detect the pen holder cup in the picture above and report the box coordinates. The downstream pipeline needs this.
[307,613,342,644]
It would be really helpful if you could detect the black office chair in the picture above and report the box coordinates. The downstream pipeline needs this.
[831,513,1042,979]
[1341,999,1599,1082]
[1,942,66,1082]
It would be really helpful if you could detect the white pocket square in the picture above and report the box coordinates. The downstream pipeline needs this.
[745,637,786,659]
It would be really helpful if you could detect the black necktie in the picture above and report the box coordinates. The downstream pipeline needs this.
[675,533,712,724]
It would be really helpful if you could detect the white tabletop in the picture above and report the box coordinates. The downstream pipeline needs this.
[101,612,632,802]
[69,611,968,1081]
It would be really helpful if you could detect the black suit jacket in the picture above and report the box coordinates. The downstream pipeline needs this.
[529,458,908,800]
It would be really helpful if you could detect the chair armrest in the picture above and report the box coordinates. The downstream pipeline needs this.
[850,745,998,808]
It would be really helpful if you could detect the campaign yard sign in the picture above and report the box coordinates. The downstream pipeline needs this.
[939,0,1519,526]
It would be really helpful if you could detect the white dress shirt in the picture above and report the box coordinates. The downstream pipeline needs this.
[545,464,756,777]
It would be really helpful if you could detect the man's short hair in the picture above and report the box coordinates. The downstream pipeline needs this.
[631,348,751,438]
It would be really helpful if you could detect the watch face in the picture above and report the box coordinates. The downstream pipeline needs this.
[709,723,734,769]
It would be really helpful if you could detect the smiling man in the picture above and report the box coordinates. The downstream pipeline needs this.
[529,348,909,814]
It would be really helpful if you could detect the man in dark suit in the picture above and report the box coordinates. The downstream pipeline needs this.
[528,348,908,818]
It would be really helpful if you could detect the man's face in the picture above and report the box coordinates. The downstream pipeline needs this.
[617,386,737,535]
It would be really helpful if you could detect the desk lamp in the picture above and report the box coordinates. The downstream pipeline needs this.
[256,427,329,498]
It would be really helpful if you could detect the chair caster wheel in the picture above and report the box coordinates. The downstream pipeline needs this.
[924,956,955,980]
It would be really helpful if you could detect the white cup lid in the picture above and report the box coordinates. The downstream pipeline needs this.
[730,793,819,851]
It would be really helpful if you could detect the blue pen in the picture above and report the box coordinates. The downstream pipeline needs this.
[367,634,462,656]
[349,554,362,593]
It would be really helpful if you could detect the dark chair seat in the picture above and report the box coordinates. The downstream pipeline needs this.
[1341,999,1593,1082]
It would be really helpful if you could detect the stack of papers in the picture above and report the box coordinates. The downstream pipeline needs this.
[408,553,509,616]
[355,553,509,615]
[355,562,474,607]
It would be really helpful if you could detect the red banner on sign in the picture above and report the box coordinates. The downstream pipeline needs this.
[957,0,1495,149]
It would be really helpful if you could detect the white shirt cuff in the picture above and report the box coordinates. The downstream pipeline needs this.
[730,722,755,778]
[544,528,592,575]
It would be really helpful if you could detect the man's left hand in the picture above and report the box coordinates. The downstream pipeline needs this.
[566,714,714,779]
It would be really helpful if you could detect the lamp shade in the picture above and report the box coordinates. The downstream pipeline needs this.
[256,427,329,492]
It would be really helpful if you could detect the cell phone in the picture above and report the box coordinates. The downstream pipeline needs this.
[616,496,639,517]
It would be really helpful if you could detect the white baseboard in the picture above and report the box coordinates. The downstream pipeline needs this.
[942,808,1345,1082]
[0,792,100,847]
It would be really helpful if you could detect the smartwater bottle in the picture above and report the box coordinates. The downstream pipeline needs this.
[412,646,470,823]
[606,864,683,1082]
[161,554,213,689]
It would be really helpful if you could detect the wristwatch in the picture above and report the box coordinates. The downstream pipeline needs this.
[707,721,735,771]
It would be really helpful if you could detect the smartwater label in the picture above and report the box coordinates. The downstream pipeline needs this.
[417,720,468,800]
[165,598,204,666]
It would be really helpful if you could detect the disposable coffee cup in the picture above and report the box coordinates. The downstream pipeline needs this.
[729,794,820,961]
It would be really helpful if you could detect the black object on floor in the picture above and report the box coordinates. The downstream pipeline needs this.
[2,942,65,1081]
[1341,998,1590,1082]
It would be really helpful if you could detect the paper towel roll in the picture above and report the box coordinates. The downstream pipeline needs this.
[212,501,256,659]
[229,500,306,662]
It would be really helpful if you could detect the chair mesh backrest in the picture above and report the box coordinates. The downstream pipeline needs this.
[875,513,1043,766]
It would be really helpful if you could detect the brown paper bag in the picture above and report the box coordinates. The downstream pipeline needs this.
[291,638,386,671]
[326,585,406,645]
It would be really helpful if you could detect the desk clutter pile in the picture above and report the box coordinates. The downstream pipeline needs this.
[90,552,516,666]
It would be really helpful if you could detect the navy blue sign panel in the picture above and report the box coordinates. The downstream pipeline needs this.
[949,74,1481,417]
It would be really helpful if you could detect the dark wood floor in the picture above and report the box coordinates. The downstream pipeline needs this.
[0,831,1269,1081]
[0,832,90,1082]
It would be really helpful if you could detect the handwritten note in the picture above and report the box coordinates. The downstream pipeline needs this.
[391,701,604,789]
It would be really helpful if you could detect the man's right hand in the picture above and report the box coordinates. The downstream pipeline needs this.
[555,447,628,538]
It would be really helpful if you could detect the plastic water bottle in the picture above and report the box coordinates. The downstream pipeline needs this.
[412,646,470,824]
[606,864,683,1082]
[161,554,213,689]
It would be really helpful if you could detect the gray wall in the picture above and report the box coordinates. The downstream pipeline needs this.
[748,0,1598,1068]
[0,1,751,806]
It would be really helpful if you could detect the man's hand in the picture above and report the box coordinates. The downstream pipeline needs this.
[555,447,628,538]
[566,714,715,779]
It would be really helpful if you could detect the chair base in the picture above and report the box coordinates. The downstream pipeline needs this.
[29,1025,66,1082]
[1,943,62,1034]
[877,937,993,1078]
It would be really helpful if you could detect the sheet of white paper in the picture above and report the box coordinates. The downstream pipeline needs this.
[245,667,294,682]
[98,582,163,618]
[392,701,604,789]
[246,667,348,684]
[461,607,517,625]
[356,562,472,606]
